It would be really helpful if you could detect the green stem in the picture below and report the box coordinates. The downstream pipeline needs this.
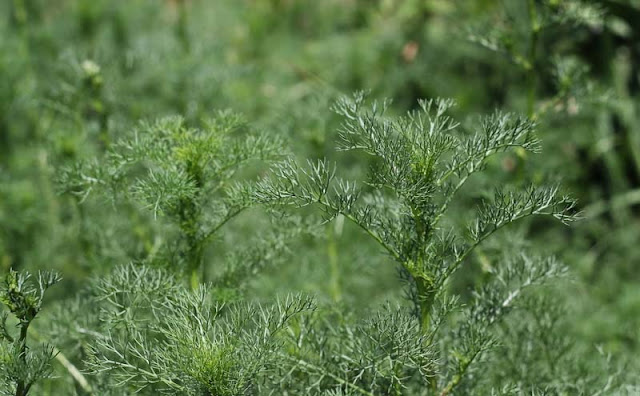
[286,355,375,396]
[190,268,200,291]
[415,277,436,332]
[437,143,525,187]
[186,238,203,290]
[440,203,561,289]
[338,211,401,262]
[16,322,30,396]
[29,328,94,395]
[438,349,483,396]
[410,202,437,333]
[526,0,540,120]
[200,207,246,244]
[194,207,246,288]
[180,164,204,288]
[319,198,438,331]
[294,194,401,262]
[327,220,342,303]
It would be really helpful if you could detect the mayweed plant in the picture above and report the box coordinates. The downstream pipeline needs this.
[1,270,61,395]
[1,1,638,395]
[58,112,285,288]
[251,93,621,394]
[3,99,632,395]
[257,93,576,331]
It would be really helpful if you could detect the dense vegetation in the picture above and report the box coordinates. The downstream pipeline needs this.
[1,0,639,394]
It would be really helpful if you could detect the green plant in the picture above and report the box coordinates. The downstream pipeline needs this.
[467,0,605,118]
[84,264,314,395]
[258,93,576,329]
[0,269,60,396]
[58,112,283,288]
[252,93,611,394]
[1,1,638,394]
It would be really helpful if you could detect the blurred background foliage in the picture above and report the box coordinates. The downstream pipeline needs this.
[1,0,639,392]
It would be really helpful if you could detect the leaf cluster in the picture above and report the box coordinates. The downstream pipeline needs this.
[85,264,314,395]
[57,112,284,281]
[257,93,576,314]
[0,269,61,396]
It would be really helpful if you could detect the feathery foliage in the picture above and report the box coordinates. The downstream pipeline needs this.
[58,113,283,287]
[85,264,314,395]
[258,93,577,330]
[0,270,60,396]
[1,1,638,395]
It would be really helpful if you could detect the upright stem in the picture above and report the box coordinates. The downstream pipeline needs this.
[410,203,436,333]
[16,322,30,396]
[182,163,204,289]
[327,222,342,303]
[526,0,540,120]
[185,231,203,290]
[415,276,436,332]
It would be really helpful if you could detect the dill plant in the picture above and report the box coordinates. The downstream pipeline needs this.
[48,109,318,394]
[3,91,630,395]
[465,1,640,362]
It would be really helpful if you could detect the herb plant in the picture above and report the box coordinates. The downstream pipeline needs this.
[1,1,638,395]
[85,264,314,395]
[254,93,602,394]
[258,93,575,329]
[1,270,60,396]
[58,112,283,288]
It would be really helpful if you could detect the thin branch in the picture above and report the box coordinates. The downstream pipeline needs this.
[282,354,376,396]
[437,142,526,186]
[439,206,564,288]
[317,199,402,262]
[200,207,247,244]
[438,347,484,396]
[29,328,94,395]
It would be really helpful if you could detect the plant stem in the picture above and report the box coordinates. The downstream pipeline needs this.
[526,0,540,120]
[327,219,342,303]
[286,355,375,396]
[200,208,246,244]
[187,239,203,290]
[438,348,483,396]
[344,211,400,260]
[49,348,94,394]
[29,328,94,395]
[410,203,437,333]
[16,322,30,396]
[181,163,204,288]
[415,277,436,332]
